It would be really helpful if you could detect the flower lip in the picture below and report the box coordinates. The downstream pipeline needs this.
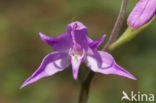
[69,47,85,80]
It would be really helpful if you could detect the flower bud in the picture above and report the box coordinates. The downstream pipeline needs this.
[128,0,156,29]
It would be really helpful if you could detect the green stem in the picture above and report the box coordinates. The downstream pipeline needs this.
[103,0,129,50]
[78,71,94,103]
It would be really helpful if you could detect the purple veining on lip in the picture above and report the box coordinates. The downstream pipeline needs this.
[128,0,156,29]
[20,21,136,88]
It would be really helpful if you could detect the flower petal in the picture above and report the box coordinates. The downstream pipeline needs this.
[67,21,89,50]
[86,51,136,80]
[88,34,106,50]
[20,52,69,88]
[128,0,156,29]
[69,49,85,80]
[39,32,73,51]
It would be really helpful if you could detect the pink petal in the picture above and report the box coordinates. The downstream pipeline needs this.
[86,51,136,80]
[88,34,106,50]
[20,52,69,88]
[67,21,89,50]
[39,32,73,51]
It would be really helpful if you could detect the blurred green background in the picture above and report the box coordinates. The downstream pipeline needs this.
[0,0,156,103]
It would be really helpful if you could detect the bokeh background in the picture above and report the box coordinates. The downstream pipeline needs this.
[0,0,156,103]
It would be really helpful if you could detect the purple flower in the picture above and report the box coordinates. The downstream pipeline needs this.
[128,0,156,29]
[20,21,136,88]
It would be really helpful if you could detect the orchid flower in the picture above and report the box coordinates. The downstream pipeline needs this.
[20,21,136,88]
[128,0,156,29]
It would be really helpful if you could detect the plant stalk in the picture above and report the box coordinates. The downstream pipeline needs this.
[103,0,129,50]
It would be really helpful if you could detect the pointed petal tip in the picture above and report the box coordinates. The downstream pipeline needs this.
[101,34,106,42]
[72,69,78,80]
[38,32,42,35]
[123,73,137,80]
[133,77,137,80]
[100,34,106,41]
[20,79,36,89]
[38,32,47,40]
[19,85,24,89]
[129,75,137,80]
[39,32,52,40]
[119,69,137,80]
[114,64,137,81]
[20,82,27,89]
[19,78,32,89]
[39,32,44,37]
[103,34,106,38]
[38,32,54,46]
[73,75,78,80]
[20,85,25,89]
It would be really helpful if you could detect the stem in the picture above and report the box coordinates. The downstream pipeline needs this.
[78,72,94,103]
[103,0,129,50]
[78,0,129,103]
